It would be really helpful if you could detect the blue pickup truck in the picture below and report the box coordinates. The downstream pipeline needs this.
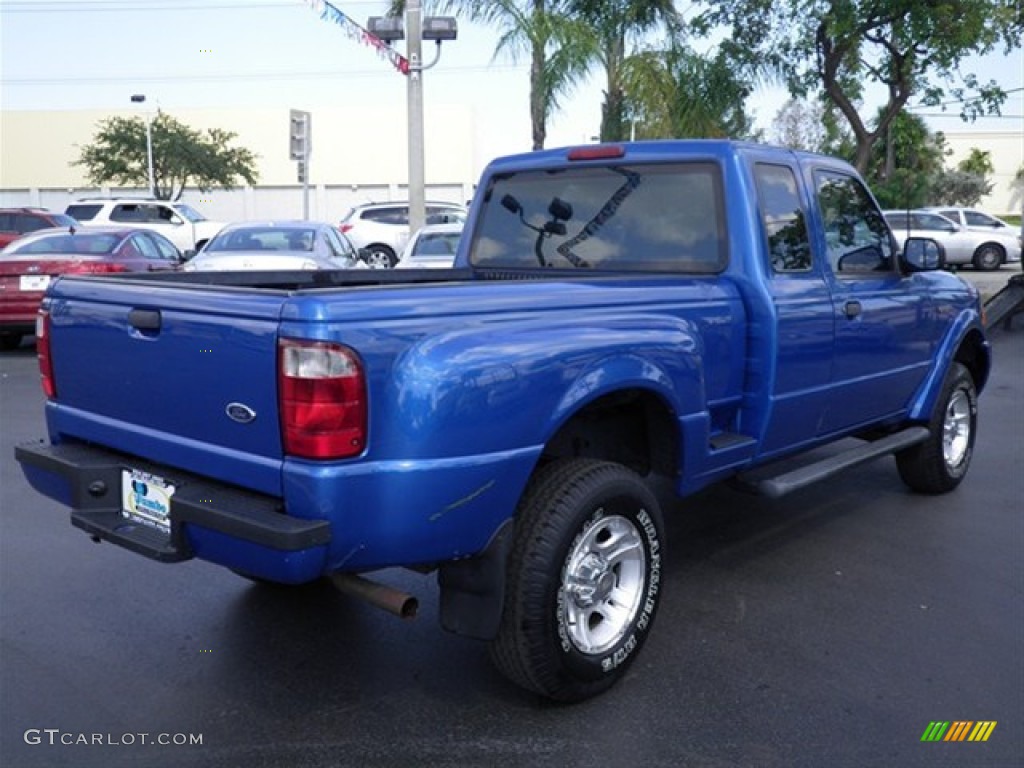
[16,141,990,702]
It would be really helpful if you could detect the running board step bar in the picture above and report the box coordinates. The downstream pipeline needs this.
[735,426,930,499]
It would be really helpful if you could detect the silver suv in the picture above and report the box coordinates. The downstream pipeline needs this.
[65,198,226,255]
[340,201,466,268]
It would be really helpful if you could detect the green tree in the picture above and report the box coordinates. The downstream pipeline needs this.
[622,45,755,139]
[957,148,994,177]
[865,111,945,208]
[769,99,827,151]
[76,111,258,200]
[701,1,1023,174]
[567,0,683,142]
[929,169,992,206]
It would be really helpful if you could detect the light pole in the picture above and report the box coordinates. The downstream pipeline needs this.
[368,6,457,235]
[130,94,155,197]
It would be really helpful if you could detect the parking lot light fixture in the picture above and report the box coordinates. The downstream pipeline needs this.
[367,3,457,236]
[130,94,155,198]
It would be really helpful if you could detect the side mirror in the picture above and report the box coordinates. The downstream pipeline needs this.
[901,237,944,272]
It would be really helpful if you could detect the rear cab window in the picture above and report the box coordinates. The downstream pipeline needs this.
[65,204,103,221]
[469,162,727,273]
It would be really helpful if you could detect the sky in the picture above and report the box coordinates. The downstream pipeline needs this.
[1,0,1022,163]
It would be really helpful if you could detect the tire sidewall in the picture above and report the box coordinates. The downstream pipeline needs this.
[548,478,664,684]
[941,369,978,482]
[365,246,395,268]
[974,244,1002,271]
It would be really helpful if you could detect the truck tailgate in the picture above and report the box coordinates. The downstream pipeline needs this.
[44,277,288,495]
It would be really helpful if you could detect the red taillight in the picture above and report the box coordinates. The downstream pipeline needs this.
[278,339,366,459]
[36,309,56,398]
[339,223,354,234]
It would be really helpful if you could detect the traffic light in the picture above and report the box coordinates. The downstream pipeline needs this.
[289,109,310,161]
[297,160,307,184]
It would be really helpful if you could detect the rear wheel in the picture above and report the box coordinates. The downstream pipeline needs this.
[489,459,665,702]
[972,243,1004,271]
[896,362,977,494]
[363,245,396,269]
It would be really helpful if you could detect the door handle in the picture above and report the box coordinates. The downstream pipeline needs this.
[129,308,161,332]
[844,300,862,318]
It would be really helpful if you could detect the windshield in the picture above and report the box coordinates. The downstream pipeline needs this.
[414,231,461,257]
[172,204,206,223]
[205,227,315,253]
[469,162,726,273]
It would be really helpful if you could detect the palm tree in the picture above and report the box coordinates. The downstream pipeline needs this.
[566,0,683,141]
[621,45,755,140]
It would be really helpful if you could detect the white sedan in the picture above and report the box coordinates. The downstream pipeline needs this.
[395,222,463,269]
[184,220,365,271]
[883,209,1021,271]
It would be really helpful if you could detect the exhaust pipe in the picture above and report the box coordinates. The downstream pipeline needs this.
[329,573,419,620]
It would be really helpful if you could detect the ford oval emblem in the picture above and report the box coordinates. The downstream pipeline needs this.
[226,402,257,424]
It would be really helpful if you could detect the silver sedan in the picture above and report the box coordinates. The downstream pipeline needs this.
[184,220,365,271]
[884,209,1022,271]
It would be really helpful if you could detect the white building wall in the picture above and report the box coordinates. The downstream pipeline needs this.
[0,105,481,220]
[940,130,1023,217]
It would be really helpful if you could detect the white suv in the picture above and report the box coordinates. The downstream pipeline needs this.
[340,201,466,268]
[65,198,226,255]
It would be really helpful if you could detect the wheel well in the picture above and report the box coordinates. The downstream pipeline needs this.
[955,328,990,392]
[542,389,677,477]
[367,243,396,256]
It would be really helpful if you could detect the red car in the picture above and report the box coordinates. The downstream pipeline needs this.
[0,207,79,249]
[0,226,184,350]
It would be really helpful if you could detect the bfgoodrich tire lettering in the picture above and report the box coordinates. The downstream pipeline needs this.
[896,362,977,494]
[489,458,665,702]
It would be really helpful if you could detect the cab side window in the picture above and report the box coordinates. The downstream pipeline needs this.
[110,204,143,223]
[754,164,812,273]
[815,170,894,275]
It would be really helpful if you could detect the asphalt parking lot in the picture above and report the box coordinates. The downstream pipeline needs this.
[0,279,1021,768]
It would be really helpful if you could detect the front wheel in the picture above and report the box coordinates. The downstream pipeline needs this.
[489,459,665,702]
[896,362,977,494]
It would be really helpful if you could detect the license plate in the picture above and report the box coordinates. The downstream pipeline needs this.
[121,469,176,533]
[19,275,50,291]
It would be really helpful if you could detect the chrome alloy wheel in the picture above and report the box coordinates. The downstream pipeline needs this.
[943,387,972,469]
[561,514,646,655]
